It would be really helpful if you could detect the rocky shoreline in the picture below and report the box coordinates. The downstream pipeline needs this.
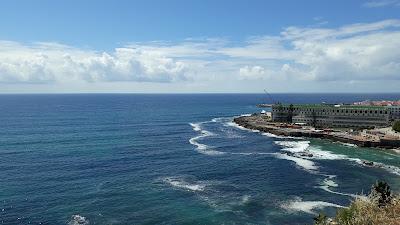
[233,114,400,149]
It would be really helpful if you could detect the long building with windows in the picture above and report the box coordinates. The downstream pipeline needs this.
[271,104,399,128]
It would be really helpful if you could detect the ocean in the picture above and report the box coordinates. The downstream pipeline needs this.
[1,93,400,225]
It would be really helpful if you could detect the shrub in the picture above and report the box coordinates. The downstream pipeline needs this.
[369,180,392,207]
[314,181,400,225]
[335,203,357,224]
[313,213,329,225]
[393,120,400,132]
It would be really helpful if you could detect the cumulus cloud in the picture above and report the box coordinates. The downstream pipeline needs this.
[239,66,266,80]
[1,19,400,87]
[0,41,189,83]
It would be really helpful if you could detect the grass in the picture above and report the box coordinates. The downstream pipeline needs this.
[314,181,400,225]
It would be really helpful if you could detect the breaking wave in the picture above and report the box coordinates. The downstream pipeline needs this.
[274,153,318,171]
[68,215,89,225]
[275,140,400,175]
[361,161,400,176]
[224,121,260,132]
[211,117,224,123]
[189,122,225,156]
[318,176,359,198]
[340,142,358,148]
[307,146,348,160]
[274,141,310,153]
[192,116,400,175]
[163,177,207,192]
[281,197,344,215]
[261,132,303,140]
[261,132,287,139]
[308,146,400,176]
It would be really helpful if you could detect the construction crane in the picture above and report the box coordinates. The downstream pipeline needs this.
[264,89,276,104]
[257,89,277,108]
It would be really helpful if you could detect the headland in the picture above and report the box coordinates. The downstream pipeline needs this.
[234,101,400,150]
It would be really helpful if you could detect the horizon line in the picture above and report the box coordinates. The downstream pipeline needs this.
[1,92,400,95]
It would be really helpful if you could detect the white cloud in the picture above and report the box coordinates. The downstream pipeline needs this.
[239,66,266,80]
[363,0,400,8]
[0,41,189,83]
[281,19,400,40]
[1,19,400,91]
[217,36,294,60]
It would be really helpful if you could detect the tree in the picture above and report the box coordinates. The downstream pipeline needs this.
[393,120,400,132]
[287,104,294,123]
[312,111,317,127]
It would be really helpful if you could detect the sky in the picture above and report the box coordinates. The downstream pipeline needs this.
[1,0,400,93]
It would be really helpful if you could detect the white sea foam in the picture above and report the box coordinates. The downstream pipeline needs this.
[320,151,400,177]
[240,114,252,117]
[262,132,303,139]
[274,153,318,171]
[320,185,358,198]
[231,152,275,156]
[274,141,310,153]
[261,132,286,139]
[276,140,356,162]
[340,142,358,148]
[219,124,245,137]
[272,141,319,171]
[392,148,400,154]
[193,118,400,178]
[318,177,359,198]
[163,177,206,192]
[241,195,251,204]
[189,136,225,156]
[211,117,224,123]
[68,215,89,225]
[273,140,400,176]
[189,122,225,156]
[307,146,348,160]
[366,161,400,176]
[222,116,260,133]
[322,178,338,187]
[281,197,344,215]
[189,122,202,132]
[276,139,400,178]
[224,121,259,132]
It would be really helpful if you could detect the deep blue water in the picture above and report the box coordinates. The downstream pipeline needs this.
[1,94,400,225]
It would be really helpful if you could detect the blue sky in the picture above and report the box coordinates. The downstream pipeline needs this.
[1,0,400,93]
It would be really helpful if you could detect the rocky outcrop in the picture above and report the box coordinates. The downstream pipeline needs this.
[234,114,400,149]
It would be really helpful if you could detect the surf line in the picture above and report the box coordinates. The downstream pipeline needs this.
[189,122,226,156]
[190,118,359,200]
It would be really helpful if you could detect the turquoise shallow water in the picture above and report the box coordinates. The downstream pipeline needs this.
[1,93,400,225]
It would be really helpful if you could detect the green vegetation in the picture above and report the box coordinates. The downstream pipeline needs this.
[393,120,400,132]
[314,181,400,225]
